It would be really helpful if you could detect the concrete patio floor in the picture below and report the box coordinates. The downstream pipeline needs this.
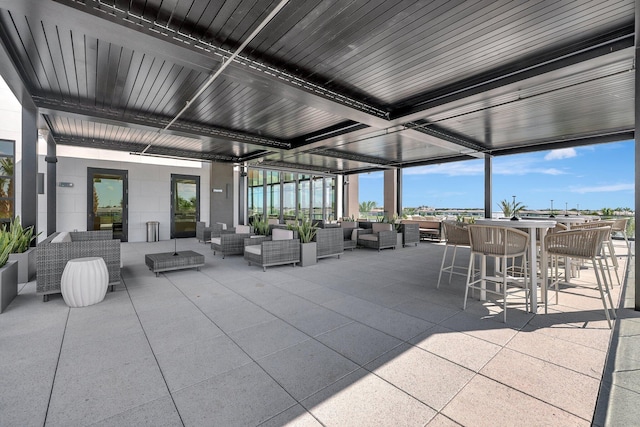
[1,237,636,426]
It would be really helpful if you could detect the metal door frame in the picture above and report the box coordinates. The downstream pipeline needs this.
[87,167,128,242]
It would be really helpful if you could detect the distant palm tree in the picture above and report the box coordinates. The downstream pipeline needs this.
[498,198,525,217]
[403,207,417,216]
[601,207,614,217]
[359,201,377,214]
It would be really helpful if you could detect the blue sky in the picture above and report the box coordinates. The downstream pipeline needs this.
[359,140,635,211]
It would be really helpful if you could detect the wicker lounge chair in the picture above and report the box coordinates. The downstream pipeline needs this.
[357,223,397,251]
[37,230,121,302]
[196,222,210,243]
[340,221,358,251]
[211,225,253,258]
[399,223,419,247]
[315,227,344,260]
[244,228,300,271]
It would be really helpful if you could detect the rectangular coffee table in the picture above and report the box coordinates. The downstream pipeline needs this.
[145,251,205,276]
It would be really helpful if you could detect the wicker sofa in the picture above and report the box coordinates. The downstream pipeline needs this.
[36,230,121,302]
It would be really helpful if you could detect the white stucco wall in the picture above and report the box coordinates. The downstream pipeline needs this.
[51,149,210,242]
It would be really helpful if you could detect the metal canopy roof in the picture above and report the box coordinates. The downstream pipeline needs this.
[0,0,634,174]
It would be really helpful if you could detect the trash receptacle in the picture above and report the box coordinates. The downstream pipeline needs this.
[146,221,159,242]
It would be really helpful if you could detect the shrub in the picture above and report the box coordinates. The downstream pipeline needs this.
[296,216,317,243]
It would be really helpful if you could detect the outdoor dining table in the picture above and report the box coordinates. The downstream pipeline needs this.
[525,216,586,227]
[475,218,557,313]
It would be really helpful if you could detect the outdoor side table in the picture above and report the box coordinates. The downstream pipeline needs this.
[61,257,109,308]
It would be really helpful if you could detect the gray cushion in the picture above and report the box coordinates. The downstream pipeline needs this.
[272,228,293,241]
[244,245,261,255]
[372,223,392,234]
[236,225,251,234]
[51,232,71,243]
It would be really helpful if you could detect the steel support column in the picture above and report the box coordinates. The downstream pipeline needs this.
[346,175,359,220]
[484,154,492,219]
[383,169,398,219]
[21,102,37,232]
[635,0,640,311]
[45,132,57,235]
[397,168,403,219]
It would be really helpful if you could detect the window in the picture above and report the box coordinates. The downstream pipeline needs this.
[247,169,336,221]
[247,169,264,219]
[0,140,15,224]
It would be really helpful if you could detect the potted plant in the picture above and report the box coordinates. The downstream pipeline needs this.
[0,227,18,313]
[7,216,39,283]
[296,216,317,267]
[252,215,271,236]
[498,198,526,220]
[389,214,404,248]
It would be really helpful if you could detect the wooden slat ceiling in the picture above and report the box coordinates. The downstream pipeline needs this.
[0,0,634,173]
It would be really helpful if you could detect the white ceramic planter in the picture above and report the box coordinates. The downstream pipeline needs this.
[0,260,18,313]
[61,257,109,308]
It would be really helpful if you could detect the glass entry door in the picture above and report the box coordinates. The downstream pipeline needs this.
[171,174,200,238]
[87,168,127,241]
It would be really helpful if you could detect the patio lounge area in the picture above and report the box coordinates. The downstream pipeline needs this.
[1,238,636,426]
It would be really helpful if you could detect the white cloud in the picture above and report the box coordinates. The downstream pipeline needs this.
[570,183,634,194]
[493,157,568,176]
[403,161,484,176]
[544,148,577,160]
[403,156,569,177]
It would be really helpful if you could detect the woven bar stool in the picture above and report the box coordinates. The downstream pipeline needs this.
[571,221,619,287]
[464,225,530,323]
[544,227,616,328]
[438,221,473,288]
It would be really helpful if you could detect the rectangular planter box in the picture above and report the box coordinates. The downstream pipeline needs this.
[300,242,317,267]
[9,247,36,284]
[0,260,18,313]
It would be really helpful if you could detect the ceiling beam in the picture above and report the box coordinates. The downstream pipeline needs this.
[305,148,396,167]
[34,96,290,150]
[289,121,370,148]
[389,25,635,123]
[54,134,240,162]
[487,129,634,157]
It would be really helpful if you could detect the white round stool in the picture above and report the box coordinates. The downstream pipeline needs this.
[61,257,109,308]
